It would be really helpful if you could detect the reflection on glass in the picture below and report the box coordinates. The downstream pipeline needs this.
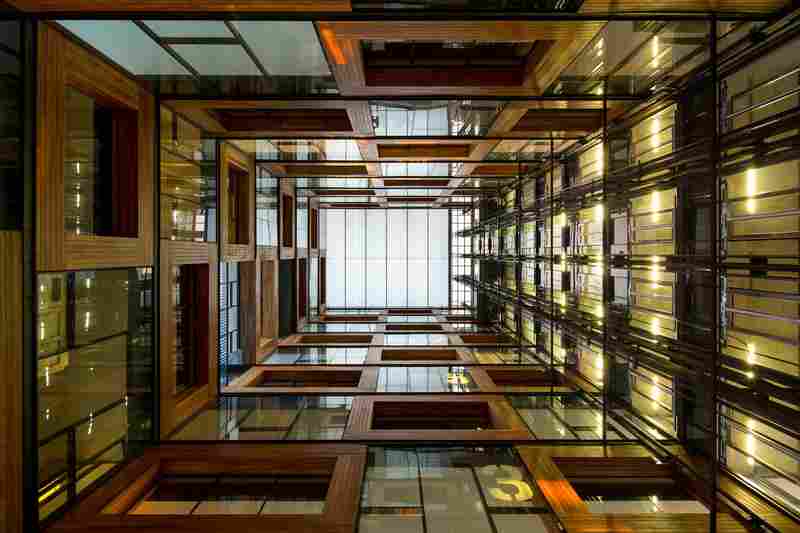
[160,106,217,242]
[169,396,352,441]
[128,475,330,515]
[371,101,502,137]
[377,367,478,393]
[37,268,153,520]
[260,347,369,365]
[65,88,139,237]
[256,166,278,246]
[360,447,552,533]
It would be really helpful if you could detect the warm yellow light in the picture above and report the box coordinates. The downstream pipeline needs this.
[595,304,604,319]
[651,117,660,149]
[651,191,660,222]
[650,317,661,335]
[746,168,757,214]
[747,343,756,365]
[559,212,567,227]
[447,374,470,386]
[489,480,534,503]
[747,457,755,466]
[652,36,660,68]
[595,204,604,222]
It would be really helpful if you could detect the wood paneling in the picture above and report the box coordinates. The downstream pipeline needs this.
[377,143,472,159]
[220,142,255,263]
[159,241,218,437]
[0,232,22,533]
[51,444,366,533]
[223,365,373,394]
[9,0,352,12]
[37,23,154,272]
[344,395,531,441]
[579,0,786,12]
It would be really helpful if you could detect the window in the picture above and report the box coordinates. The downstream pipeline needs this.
[227,162,250,245]
[174,265,209,396]
[281,193,294,247]
[65,87,138,237]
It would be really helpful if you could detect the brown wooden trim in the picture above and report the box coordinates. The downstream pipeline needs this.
[51,444,366,533]
[220,142,256,263]
[344,395,531,441]
[37,24,153,272]
[223,365,374,395]
[159,241,218,437]
[9,0,353,12]
[0,232,22,533]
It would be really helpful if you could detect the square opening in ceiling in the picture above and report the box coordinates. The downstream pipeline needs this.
[297,334,374,344]
[460,333,515,345]
[380,349,461,361]
[384,324,444,332]
[485,369,561,387]
[371,401,493,430]
[254,369,363,388]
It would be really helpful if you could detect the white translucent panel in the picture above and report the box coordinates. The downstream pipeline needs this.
[346,210,366,259]
[326,210,346,258]
[430,107,449,135]
[171,44,261,76]
[429,259,449,306]
[57,21,190,75]
[408,162,428,176]
[383,163,407,177]
[366,211,387,259]
[420,467,493,533]
[388,259,408,307]
[408,213,428,259]
[366,260,387,308]
[410,109,428,136]
[145,20,232,37]
[347,260,366,307]
[387,109,408,136]
[408,259,428,306]
[388,210,408,259]
[492,515,549,533]
[429,210,449,258]
[231,21,330,76]
[326,258,345,307]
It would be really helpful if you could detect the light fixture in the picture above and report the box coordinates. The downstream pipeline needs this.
[747,343,756,365]
[595,203,604,222]
[650,316,661,336]
[746,168,757,214]
[651,190,660,222]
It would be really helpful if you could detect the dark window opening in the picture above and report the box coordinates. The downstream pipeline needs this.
[371,401,493,430]
[64,87,138,238]
[174,265,209,396]
[227,163,249,245]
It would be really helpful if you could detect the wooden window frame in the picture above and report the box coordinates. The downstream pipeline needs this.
[220,142,255,263]
[344,395,531,441]
[48,444,365,533]
[159,241,218,437]
[37,24,154,271]
[224,365,377,395]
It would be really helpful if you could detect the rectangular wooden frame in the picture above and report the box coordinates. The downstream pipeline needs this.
[345,395,531,441]
[220,142,255,263]
[37,23,154,272]
[49,444,366,533]
[159,241,218,437]
[223,365,378,395]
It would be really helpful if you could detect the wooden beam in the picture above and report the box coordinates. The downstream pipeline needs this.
[7,0,352,11]
[377,143,473,159]
[0,232,22,533]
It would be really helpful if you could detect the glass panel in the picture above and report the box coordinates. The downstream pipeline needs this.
[171,44,262,76]
[144,20,232,38]
[231,22,331,77]
[57,21,191,75]
[38,268,154,519]
[160,106,217,242]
